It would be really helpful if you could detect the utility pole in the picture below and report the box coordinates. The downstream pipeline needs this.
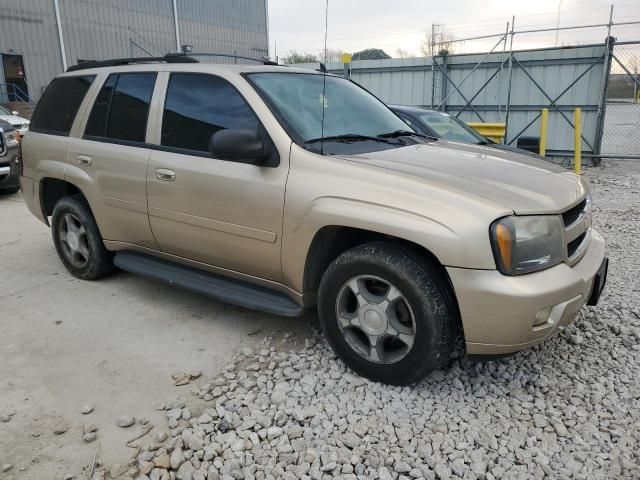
[554,0,562,47]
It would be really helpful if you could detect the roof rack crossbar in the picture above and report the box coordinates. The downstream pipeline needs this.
[182,52,279,66]
[66,54,199,72]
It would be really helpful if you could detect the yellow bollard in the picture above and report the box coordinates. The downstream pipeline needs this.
[574,108,582,175]
[539,108,548,157]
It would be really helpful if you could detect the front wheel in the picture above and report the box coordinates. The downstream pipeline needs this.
[318,242,460,385]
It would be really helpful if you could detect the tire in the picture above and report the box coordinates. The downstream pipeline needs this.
[318,242,459,385]
[0,186,20,195]
[51,195,114,280]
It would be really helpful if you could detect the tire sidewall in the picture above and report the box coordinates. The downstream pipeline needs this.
[318,244,452,385]
[51,197,110,280]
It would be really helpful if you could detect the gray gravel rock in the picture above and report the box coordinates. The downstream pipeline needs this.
[130,162,640,480]
[53,422,70,435]
[117,416,136,428]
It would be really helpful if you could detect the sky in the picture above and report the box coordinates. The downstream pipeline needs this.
[267,0,640,60]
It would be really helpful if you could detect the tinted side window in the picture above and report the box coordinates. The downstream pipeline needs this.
[84,74,117,137]
[161,73,259,153]
[85,72,156,143]
[30,75,95,135]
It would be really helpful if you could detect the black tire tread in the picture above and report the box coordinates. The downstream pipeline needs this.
[318,241,459,385]
[51,195,114,280]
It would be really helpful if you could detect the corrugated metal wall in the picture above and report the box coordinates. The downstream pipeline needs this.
[302,44,607,157]
[0,0,62,101]
[0,0,268,100]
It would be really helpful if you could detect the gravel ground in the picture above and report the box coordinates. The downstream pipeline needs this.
[78,160,637,480]
[2,161,638,480]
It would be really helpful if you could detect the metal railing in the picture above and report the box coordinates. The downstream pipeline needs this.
[0,83,37,114]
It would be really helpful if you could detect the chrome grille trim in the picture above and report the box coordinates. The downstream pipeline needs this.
[567,228,591,263]
[562,195,592,266]
[564,195,591,229]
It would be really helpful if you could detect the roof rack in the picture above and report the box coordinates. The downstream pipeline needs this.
[184,52,280,66]
[66,54,199,72]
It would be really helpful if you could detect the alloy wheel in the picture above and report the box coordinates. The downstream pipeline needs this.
[58,212,90,268]
[335,275,416,364]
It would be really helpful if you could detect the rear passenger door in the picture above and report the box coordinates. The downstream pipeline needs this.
[67,72,159,249]
[146,72,288,282]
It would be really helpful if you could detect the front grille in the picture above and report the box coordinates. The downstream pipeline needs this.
[562,199,587,227]
[561,195,591,265]
[567,231,587,257]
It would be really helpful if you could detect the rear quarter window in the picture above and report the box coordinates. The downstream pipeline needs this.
[30,75,95,136]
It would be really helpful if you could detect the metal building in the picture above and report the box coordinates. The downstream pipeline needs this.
[0,0,269,102]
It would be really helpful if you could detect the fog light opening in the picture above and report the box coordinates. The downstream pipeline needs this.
[534,306,553,327]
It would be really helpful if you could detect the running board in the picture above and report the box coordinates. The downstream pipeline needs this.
[113,251,305,317]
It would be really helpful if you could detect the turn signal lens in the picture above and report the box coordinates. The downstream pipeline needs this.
[495,223,513,269]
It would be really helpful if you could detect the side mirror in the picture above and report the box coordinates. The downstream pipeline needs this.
[11,111,19,116]
[209,129,278,167]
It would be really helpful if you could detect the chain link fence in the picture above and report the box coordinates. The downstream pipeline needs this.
[601,42,640,159]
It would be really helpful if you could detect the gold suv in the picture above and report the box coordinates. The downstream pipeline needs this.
[19,56,608,384]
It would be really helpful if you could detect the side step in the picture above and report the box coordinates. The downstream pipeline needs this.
[113,251,305,317]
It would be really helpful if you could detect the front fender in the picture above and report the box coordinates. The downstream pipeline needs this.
[281,196,498,293]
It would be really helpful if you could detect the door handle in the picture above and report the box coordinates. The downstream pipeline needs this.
[155,168,176,181]
[76,154,92,166]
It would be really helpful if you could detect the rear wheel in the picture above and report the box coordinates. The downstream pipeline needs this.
[318,242,459,385]
[51,196,114,280]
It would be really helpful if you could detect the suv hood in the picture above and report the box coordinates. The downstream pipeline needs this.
[346,140,586,214]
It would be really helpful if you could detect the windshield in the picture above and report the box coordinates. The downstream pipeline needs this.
[0,106,11,115]
[248,73,412,151]
[417,111,486,144]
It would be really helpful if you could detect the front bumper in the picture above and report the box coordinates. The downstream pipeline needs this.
[0,147,20,191]
[447,229,607,355]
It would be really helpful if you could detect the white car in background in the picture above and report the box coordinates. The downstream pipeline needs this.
[0,105,30,137]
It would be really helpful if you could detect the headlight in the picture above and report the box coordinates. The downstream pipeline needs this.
[4,131,19,147]
[490,215,564,275]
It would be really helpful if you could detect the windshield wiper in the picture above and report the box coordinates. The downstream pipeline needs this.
[378,130,437,140]
[305,134,393,144]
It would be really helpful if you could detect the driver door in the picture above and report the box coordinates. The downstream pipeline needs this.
[146,72,288,281]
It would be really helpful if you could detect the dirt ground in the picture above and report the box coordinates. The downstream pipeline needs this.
[0,192,311,479]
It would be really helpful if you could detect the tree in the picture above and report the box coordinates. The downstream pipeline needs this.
[319,48,344,63]
[282,51,319,64]
[352,48,391,61]
[395,48,414,59]
[421,26,456,56]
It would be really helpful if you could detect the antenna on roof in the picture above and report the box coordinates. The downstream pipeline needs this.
[320,0,329,155]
